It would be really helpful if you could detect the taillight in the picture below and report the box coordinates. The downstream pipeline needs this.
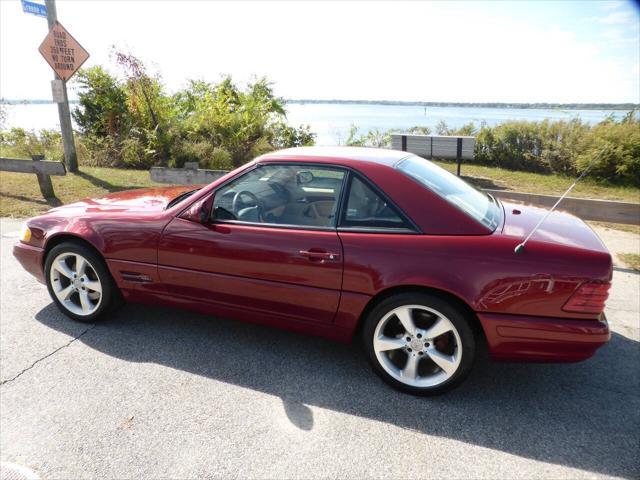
[563,282,611,314]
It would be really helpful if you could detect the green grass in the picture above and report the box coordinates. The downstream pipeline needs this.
[588,221,640,235]
[0,167,161,218]
[619,253,640,271]
[434,160,640,203]
[1,161,639,218]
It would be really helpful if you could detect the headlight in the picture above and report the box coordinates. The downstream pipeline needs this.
[19,223,32,243]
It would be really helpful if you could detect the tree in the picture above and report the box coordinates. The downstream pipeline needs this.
[73,66,130,140]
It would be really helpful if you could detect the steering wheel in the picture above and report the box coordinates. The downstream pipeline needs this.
[232,190,264,221]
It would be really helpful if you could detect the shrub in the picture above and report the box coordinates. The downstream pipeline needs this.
[270,122,315,149]
[73,66,130,140]
[169,140,233,170]
[0,128,89,164]
[576,113,640,185]
[346,113,638,185]
[65,51,315,169]
[472,116,638,184]
[345,125,391,147]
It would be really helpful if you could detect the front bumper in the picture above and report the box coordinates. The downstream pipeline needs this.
[477,312,610,362]
[13,242,46,284]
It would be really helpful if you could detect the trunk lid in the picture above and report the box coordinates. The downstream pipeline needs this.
[500,200,609,253]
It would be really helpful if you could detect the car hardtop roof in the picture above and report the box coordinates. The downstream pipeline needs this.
[257,146,413,167]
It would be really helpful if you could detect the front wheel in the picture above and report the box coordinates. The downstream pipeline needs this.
[45,242,115,322]
[362,293,476,395]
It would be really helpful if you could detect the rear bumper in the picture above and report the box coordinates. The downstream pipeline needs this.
[13,242,46,284]
[477,312,610,362]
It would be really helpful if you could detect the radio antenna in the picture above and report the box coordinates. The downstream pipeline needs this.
[514,149,607,254]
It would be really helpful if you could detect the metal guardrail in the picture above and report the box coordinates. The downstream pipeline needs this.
[0,155,66,199]
[391,134,475,176]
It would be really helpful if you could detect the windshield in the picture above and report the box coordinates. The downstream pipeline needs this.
[166,188,200,209]
[396,155,500,230]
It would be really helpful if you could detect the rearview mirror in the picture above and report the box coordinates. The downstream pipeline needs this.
[296,170,314,185]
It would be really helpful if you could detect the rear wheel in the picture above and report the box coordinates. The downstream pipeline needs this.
[45,242,115,322]
[362,292,476,395]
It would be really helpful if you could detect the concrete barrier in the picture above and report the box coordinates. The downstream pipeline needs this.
[150,163,227,185]
[486,189,639,225]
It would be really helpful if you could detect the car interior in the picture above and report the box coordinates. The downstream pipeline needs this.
[212,164,408,229]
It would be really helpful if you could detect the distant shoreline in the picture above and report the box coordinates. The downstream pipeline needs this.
[286,99,638,110]
[2,99,638,110]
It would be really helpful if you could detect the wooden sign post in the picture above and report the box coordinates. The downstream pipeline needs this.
[38,0,90,173]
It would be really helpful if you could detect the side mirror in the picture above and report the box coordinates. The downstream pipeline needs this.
[178,194,214,224]
[296,170,314,185]
[199,205,209,224]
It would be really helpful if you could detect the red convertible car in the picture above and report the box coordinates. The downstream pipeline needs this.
[14,147,612,394]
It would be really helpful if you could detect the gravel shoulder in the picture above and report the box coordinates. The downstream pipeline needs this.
[591,224,640,271]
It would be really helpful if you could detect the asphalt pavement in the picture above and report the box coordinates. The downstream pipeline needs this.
[1,217,638,479]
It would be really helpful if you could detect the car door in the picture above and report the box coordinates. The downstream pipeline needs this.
[157,163,347,325]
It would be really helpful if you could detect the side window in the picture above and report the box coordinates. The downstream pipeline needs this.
[212,165,345,228]
[341,176,410,229]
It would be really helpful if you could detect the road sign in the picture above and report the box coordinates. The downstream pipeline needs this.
[51,79,64,103]
[38,21,89,81]
[21,0,47,17]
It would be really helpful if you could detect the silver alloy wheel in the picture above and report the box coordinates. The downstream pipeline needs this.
[49,252,103,316]
[373,304,462,388]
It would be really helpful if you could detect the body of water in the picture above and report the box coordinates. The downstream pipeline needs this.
[286,103,629,145]
[2,102,630,146]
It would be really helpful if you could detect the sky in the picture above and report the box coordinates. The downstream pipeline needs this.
[1,0,639,103]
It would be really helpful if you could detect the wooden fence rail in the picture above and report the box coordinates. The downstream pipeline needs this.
[0,156,66,199]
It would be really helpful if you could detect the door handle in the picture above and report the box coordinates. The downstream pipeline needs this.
[299,250,340,262]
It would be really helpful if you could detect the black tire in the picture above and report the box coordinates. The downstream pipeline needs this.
[362,292,476,396]
[44,241,117,323]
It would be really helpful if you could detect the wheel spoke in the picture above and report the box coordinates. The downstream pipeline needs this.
[75,255,88,276]
[373,303,463,388]
[53,260,74,279]
[59,284,74,301]
[78,290,92,313]
[374,335,406,352]
[84,280,102,293]
[395,307,417,336]
[426,348,457,375]
[424,318,454,340]
[402,354,420,380]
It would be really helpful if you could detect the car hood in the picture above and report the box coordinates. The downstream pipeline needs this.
[47,185,198,215]
[500,200,609,253]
